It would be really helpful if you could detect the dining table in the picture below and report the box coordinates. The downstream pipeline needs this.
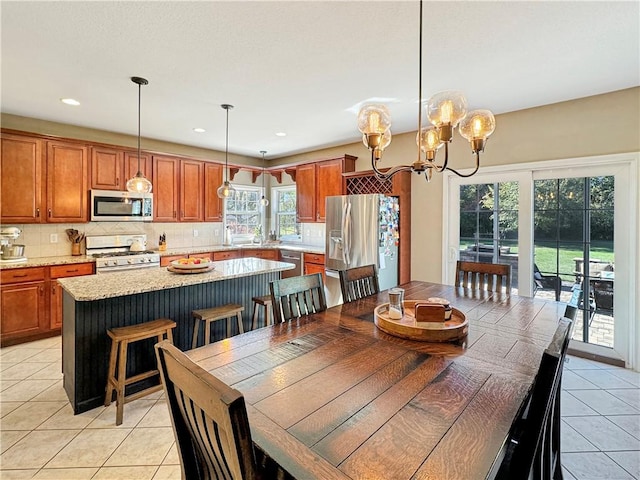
[186,280,567,479]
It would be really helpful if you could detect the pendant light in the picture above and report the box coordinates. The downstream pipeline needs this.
[217,104,236,198]
[259,150,269,207]
[126,77,153,193]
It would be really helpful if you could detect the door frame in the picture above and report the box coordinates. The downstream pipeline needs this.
[442,152,639,369]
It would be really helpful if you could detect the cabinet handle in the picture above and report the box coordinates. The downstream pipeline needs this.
[36,208,40,218]
[12,274,28,278]
[66,269,79,273]
[52,284,56,294]
[116,177,119,185]
[39,285,44,295]
[48,209,52,218]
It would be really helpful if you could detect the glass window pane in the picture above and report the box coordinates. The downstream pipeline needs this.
[559,178,584,209]
[478,211,493,235]
[460,185,477,210]
[590,210,614,242]
[558,211,584,242]
[459,212,477,238]
[590,176,614,208]
[477,184,493,211]
[534,179,558,209]
[534,212,558,241]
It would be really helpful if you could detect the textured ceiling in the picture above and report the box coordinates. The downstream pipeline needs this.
[1,1,638,160]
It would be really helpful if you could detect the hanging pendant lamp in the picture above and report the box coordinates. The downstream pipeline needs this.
[217,104,236,198]
[259,150,269,207]
[126,77,153,193]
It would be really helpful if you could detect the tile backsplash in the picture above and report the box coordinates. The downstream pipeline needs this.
[11,221,325,258]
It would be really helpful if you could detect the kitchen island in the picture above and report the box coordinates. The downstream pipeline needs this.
[59,258,294,414]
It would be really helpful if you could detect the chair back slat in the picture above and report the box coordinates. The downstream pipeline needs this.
[155,341,259,480]
[270,273,327,322]
[455,261,511,292]
[491,317,573,480]
[339,264,380,303]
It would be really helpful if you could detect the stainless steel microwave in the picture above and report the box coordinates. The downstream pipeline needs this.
[90,190,153,222]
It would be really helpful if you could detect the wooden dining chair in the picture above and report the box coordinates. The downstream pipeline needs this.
[155,340,263,480]
[270,273,327,322]
[339,264,380,303]
[455,260,512,292]
[491,317,573,480]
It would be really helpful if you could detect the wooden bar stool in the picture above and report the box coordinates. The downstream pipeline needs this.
[251,295,274,329]
[192,304,244,349]
[104,318,176,425]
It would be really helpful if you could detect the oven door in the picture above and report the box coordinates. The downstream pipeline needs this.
[91,190,153,222]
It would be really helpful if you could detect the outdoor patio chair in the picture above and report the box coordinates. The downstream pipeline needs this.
[534,264,562,302]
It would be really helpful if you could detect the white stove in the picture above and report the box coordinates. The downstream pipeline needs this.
[87,234,160,273]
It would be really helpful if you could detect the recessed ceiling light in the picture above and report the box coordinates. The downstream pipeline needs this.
[60,98,80,106]
[275,132,287,137]
[193,128,206,133]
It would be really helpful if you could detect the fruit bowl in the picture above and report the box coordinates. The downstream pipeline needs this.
[170,258,211,270]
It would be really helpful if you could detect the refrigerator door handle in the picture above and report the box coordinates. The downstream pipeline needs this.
[343,201,352,265]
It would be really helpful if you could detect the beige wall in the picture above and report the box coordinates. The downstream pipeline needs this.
[277,87,640,282]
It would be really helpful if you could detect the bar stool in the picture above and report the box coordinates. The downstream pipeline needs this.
[104,318,176,425]
[191,304,244,349]
[251,295,274,329]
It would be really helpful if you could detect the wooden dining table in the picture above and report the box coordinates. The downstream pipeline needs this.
[186,281,566,479]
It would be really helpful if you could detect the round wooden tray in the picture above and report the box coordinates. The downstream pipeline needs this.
[167,265,214,274]
[374,300,468,342]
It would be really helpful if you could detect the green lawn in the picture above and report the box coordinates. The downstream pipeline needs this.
[534,243,614,279]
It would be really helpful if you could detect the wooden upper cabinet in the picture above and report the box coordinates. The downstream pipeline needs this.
[90,146,123,190]
[1,133,45,223]
[123,151,152,190]
[296,156,356,223]
[180,159,204,222]
[46,141,89,223]
[153,155,180,222]
[296,163,316,223]
[204,162,223,222]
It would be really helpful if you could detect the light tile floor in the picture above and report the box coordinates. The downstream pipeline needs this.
[1,336,638,479]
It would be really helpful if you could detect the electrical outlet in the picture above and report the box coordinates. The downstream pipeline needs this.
[214,229,220,237]
[193,229,199,237]
[50,233,58,243]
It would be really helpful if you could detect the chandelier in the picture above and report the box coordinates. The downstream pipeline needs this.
[357,0,495,181]
[126,77,153,193]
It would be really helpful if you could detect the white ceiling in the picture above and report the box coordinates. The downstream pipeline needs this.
[2,1,639,160]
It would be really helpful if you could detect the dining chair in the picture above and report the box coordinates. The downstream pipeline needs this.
[454,260,512,292]
[270,273,327,322]
[491,317,573,480]
[154,340,263,480]
[339,264,380,303]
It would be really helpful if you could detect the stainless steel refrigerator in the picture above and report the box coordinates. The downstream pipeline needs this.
[324,194,399,306]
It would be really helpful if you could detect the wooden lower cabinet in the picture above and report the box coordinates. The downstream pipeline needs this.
[212,250,241,261]
[242,249,278,260]
[304,253,326,282]
[0,263,94,346]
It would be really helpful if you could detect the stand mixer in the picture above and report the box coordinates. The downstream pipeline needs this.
[0,226,27,263]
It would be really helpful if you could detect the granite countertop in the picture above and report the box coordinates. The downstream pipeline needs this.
[58,258,295,301]
[0,243,325,270]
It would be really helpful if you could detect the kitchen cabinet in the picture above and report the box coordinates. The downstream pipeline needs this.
[1,268,48,346]
[180,160,204,221]
[160,255,183,267]
[47,141,89,222]
[204,162,223,221]
[153,155,180,222]
[212,250,241,261]
[242,249,278,261]
[1,133,45,223]
[90,146,123,190]
[296,156,356,223]
[189,252,214,261]
[49,263,94,330]
[304,252,325,282]
[0,263,94,345]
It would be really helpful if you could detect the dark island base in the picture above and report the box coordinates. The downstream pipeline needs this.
[63,272,280,414]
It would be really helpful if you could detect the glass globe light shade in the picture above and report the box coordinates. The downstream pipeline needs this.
[217,180,235,199]
[357,104,391,135]
[379,129,392,151]
[416,127,443,153]
[458,109,496,141]
[259,196,269,207]
[426,91,468,127]
[126,174,152,194]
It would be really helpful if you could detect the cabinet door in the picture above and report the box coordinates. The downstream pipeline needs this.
[316,159,345,222]
[213,250,241,261]
[123,151,152,190]
[160,255,183,267]
[90,146,123,190]
[242,249,278,260]
[153,156,180,222]
[46,141,89,222]
[204,163,223,221]
[296,163,316,223]
[49,263,95,330]
[180,160,204,221]
[1,133,45,223]
[189,252,214,261]
[1,281,48,344]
